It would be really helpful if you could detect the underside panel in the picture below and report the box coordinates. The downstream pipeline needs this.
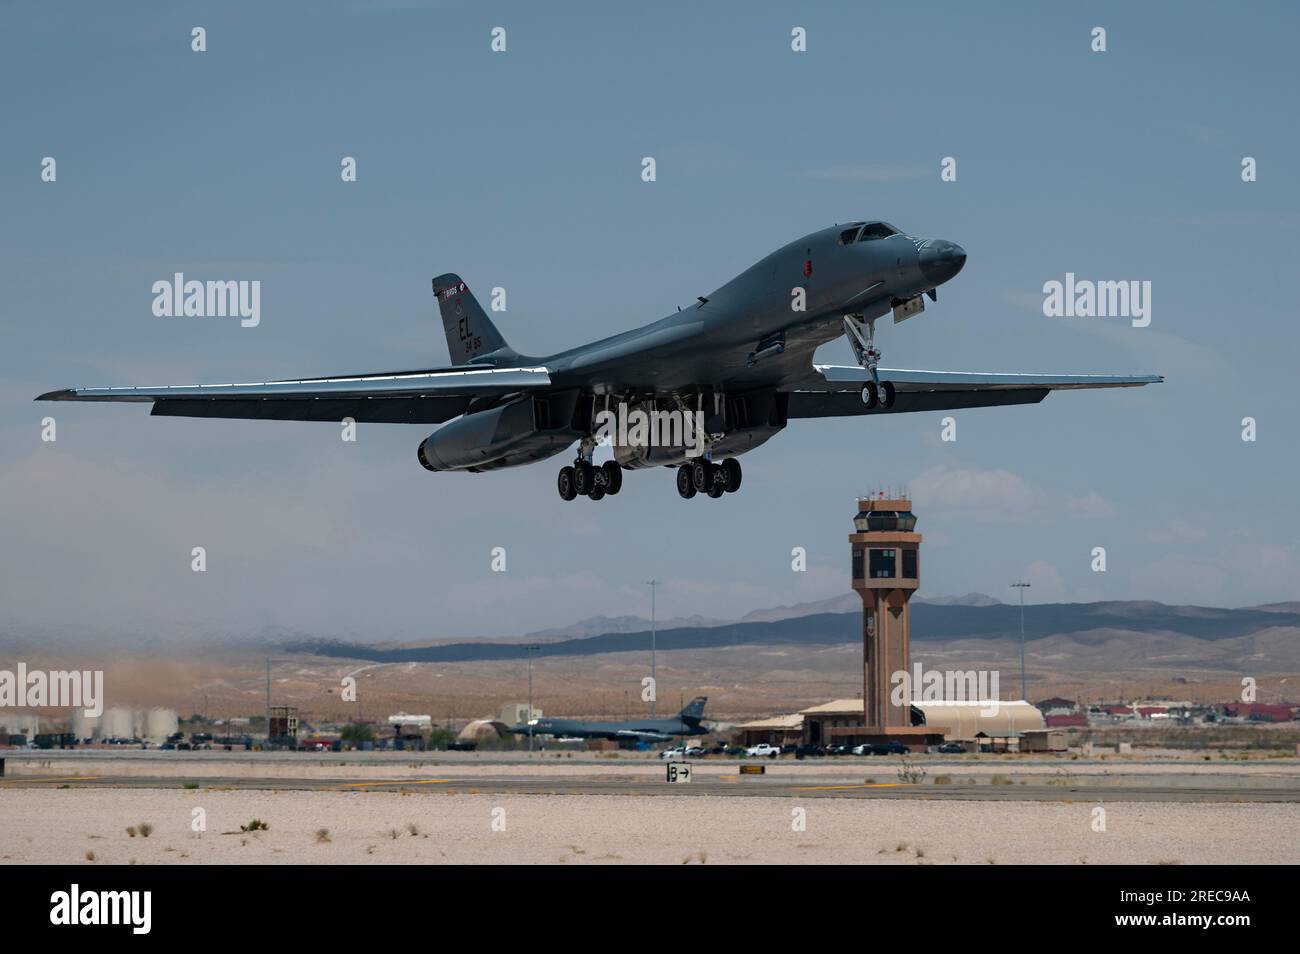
[788,388,1049,418]
[150,396,472,424]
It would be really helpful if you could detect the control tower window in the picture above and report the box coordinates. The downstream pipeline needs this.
[902,549,918,579]
[857,222,900,241]
[852,548,864,580]
[869,548,896,578]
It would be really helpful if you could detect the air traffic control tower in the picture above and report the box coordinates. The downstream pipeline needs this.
[851,495,935,743]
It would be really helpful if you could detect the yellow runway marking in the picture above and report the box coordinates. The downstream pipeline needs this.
[341,779,451,788]
[795,783,903,791]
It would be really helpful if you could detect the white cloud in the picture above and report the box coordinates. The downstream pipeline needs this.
[1068,492,1117,518]
[910,466,1044,521]
[1147,518,1209,546]
[1020,560,1066,602]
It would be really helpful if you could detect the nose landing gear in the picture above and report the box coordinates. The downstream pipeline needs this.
[843,314,896,410]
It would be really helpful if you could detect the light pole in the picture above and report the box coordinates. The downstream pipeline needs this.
[646,579,660,717]
[525,644,540,751]
[1011,582,1031,701]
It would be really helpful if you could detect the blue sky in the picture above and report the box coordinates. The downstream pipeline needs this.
[2,1,1297,644]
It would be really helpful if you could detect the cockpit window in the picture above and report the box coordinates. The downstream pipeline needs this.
[838,224,865,245]
[857,222,900,241]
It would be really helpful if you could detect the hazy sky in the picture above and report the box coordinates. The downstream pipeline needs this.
[2,1,1297,645]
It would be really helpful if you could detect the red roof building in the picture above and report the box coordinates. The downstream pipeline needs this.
[1046,713,1089,728]
[1223,703,1295,723]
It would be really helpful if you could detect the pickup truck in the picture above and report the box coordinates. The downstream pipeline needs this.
[744,743,781,758]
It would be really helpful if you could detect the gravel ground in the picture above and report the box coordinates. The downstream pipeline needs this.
[1,789,1296,864]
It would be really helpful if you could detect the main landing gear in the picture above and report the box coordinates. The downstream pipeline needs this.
[558,458,622,501]
[843,314,896,410]
[677,457,741,499]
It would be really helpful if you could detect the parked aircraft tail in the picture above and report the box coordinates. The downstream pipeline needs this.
[678,696,708,724]
[432,273,509,364]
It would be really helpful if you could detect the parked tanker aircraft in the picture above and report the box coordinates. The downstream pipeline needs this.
[38,221,1161,500]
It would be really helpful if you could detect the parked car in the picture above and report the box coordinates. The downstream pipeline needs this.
[937,742,966,754]
[871,741,911,755]
[794,743,825,758]
[660,746,685,760]
[824,744,850,756]
[745,743,781,758]
[851,743,873,755]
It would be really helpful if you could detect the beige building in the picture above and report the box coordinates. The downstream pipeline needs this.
[796,697,1044,747]
[499,703,542,724]
[734,714,805,747]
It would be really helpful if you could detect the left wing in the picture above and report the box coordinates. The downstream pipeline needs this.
[36,366,552,424]
[788,365,1162,418]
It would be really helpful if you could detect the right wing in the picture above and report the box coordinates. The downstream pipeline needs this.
[789,365,1162,417]
[36,366,552,424]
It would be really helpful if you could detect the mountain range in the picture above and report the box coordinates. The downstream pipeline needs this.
[283,597,1300,667]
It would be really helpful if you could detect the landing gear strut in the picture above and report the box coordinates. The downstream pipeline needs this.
[843,314,896,410]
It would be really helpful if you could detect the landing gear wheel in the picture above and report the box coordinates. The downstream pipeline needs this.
[691,458,715,493]
[573,460,594,496]
[720,458,742,493]
[861,381,879,409]
[557,466,577,501]
[676,465,697,499]
[588,482,606,501]
[707,479,725,498]
[601,460,623,495]
[879,380,896,410]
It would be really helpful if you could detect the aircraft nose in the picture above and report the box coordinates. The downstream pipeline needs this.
[919,240,967,285]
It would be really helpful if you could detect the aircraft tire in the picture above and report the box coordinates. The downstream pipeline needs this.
[602,460,623,495]
[573,460,594,495]
[861,382,879,409]
[720,458,742,493]
[880,380,896,409]
[558,466,577,501]
[676,465,697,498]
[707,479,725,499]
[589,482,606,501]
[691,458,714,493]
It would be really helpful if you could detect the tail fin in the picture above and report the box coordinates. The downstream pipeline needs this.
[432,273,508,364]
[678,696,707,724]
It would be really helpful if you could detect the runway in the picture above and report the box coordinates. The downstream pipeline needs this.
[3,768,1297,802]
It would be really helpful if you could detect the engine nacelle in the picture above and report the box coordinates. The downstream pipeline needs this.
[418,395,580,473]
